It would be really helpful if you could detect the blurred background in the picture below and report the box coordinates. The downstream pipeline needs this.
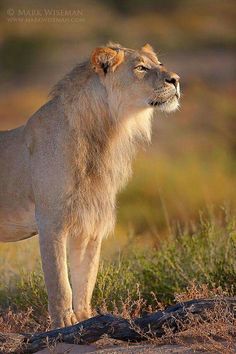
[0,0,235,268]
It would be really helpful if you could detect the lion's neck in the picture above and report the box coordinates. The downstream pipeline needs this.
[70,105,153,188]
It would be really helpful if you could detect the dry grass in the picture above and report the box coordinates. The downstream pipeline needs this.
[88,282,235,353]
[166,284,236,353]
[0,307,51,333]
[0,284,235,353]
[118,283,236,353]
[0,308,48,354]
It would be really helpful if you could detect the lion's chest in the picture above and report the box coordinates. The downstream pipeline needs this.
[66,148,133,238]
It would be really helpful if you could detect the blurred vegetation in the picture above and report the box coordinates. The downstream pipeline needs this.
[0,35,50,79]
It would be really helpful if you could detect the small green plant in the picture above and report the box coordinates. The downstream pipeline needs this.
[0,271,47,319]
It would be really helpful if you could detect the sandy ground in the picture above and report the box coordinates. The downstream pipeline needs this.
[37,342,199,353]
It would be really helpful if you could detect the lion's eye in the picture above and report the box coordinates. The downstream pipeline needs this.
[135,65,149,72]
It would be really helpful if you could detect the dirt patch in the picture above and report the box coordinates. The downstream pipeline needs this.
[36,342,199,354]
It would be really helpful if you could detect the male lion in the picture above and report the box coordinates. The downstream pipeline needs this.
[0,43,180,328]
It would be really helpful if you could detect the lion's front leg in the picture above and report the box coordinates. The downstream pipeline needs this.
[37,215,77,328]
[68,234,102,321]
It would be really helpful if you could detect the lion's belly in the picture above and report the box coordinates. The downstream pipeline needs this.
[0,204,37,242]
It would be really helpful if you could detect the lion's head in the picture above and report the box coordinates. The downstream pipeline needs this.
[91,42,180,115]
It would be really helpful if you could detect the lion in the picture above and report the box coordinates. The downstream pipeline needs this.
[0,43,180,328]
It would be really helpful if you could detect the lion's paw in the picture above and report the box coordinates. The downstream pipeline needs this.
[51,309,78,328]
[75,309,91,322]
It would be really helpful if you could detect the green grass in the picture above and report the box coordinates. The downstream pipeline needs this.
[0,210,235,318]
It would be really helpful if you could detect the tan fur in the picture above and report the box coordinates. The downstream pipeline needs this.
[0,43,180,328]
[91,47,125,75]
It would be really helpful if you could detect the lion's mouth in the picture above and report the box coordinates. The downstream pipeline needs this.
[149,94,179,107]
[148,93,180,112]
[149,84,180,108]
[148,100,165,107]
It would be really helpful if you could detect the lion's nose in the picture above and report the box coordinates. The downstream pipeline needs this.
[165,73,180,88]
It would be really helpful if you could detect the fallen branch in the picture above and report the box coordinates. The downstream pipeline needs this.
[1,297,235,353]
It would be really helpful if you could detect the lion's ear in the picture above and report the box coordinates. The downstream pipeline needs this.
[141,44,154,53]
[91,47,124,76]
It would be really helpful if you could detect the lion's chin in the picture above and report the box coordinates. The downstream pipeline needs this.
[149,95,180,113]
[158,96,180,113]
